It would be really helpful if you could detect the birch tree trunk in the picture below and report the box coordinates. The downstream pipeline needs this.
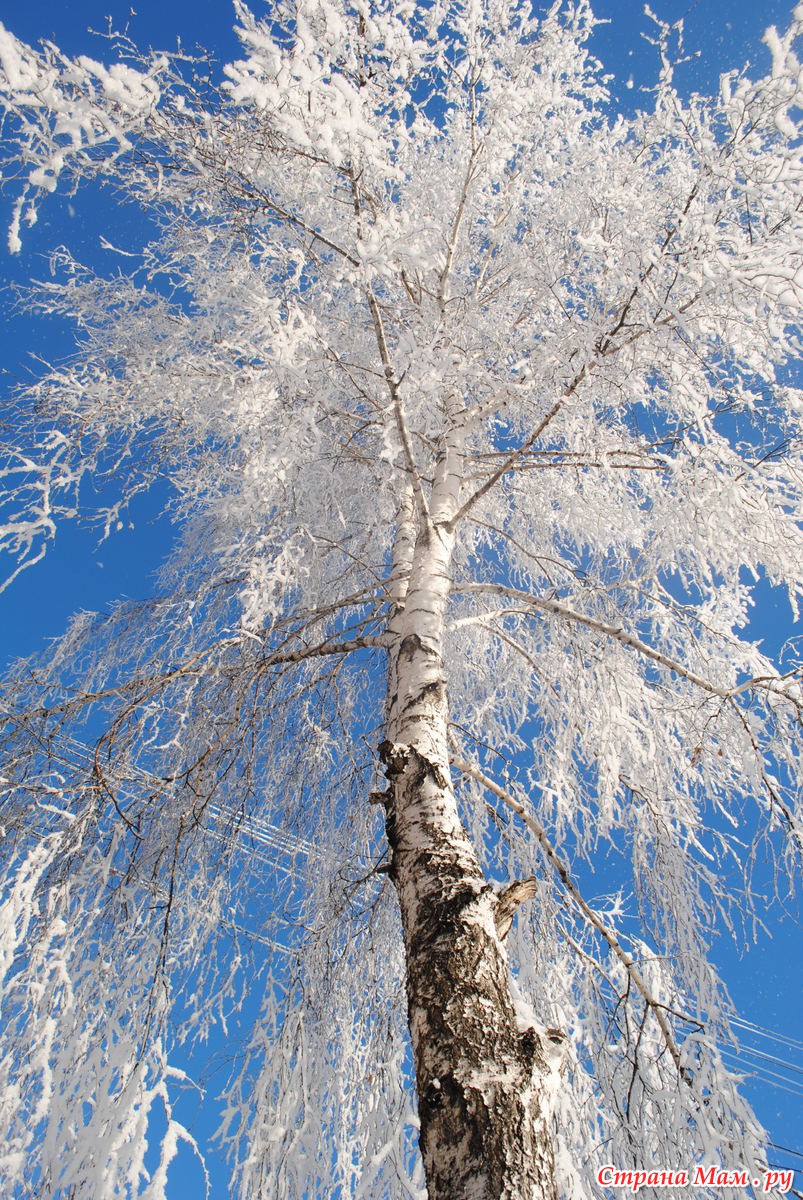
[380,433,560,1200]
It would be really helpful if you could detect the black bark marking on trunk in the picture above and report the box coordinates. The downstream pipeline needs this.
[403,678,445,713]
[398,632,428,661]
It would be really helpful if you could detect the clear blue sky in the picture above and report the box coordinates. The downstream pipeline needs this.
[0,0,801,1194]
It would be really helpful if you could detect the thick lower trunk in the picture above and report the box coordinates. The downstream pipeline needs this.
[380,738,558,1200]
[381,594,560,1198]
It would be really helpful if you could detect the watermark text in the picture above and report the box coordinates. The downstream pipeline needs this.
[596,1164,794,1194]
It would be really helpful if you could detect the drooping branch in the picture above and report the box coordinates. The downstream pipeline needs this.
[451,755,688,1076]
[456,583,803,710]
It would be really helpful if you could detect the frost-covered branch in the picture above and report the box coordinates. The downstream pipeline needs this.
[457,583,802,712]
[451,754,688,1075]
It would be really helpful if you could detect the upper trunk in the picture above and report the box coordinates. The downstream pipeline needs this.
[380,438,561,1199]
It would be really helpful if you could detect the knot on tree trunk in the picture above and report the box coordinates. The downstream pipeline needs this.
[378,740,450,789]
[518,1024,569,1080]
[378,739,411,776]
[493,876,538,940]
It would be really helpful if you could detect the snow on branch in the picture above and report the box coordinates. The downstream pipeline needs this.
[0,23,165,252]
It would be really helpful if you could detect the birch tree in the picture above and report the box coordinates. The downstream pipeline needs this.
[0,2,802,1197]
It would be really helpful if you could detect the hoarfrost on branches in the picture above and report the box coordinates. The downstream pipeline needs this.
[0,1,801,1197]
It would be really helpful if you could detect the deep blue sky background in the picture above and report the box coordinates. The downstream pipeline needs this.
[1,0,801,1194]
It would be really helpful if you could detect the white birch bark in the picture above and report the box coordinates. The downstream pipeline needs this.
[382,425,560,1198]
